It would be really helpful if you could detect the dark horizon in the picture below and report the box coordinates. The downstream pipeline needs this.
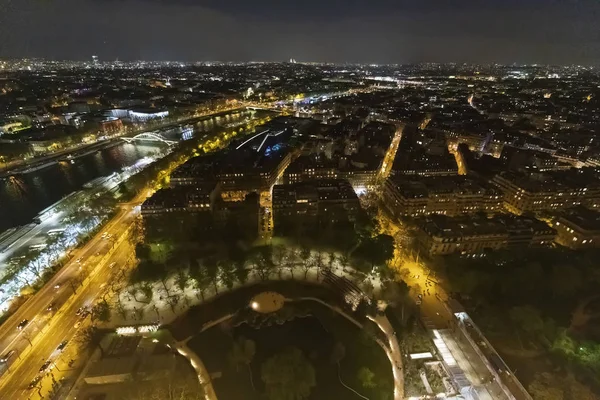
[0,0,599,65]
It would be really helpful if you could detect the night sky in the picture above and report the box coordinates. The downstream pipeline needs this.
[0,0,598,64]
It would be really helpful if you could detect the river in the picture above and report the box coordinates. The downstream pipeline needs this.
[0,109,260,232]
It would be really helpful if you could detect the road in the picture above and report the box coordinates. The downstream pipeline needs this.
[0,195,143,398]
[1,241,134,399]
[0,104,272,398]
[378,207,530,400]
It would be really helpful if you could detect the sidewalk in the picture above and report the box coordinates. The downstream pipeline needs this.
[104,255,382,327]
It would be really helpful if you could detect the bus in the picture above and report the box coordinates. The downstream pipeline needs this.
[47,228,66,236]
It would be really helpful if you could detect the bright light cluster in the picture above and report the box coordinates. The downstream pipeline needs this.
[116,324,159,335]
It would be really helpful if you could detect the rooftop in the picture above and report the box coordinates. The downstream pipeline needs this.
[387,175,501,199]
[558,207,600,232]
[418,214,554,238]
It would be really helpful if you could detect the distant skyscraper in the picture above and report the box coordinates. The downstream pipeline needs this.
[92,55,99,66]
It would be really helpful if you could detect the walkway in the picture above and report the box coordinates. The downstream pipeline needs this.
[102,254,403,400]
[174,339,218,400]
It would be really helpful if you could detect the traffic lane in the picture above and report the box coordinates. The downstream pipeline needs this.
[401,264,452,328]
[2,233,132,394]
[0,313,50,368]
[0,195,141,390]
[0,242,133,398]
[0,209,131,350]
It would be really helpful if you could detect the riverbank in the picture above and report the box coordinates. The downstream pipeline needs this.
[0,107,246,178]
[0,140,124,178]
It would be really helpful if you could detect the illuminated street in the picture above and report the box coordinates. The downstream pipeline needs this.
[0,196,143,398]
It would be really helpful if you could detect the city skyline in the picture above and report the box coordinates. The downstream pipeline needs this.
[0,0,599,65]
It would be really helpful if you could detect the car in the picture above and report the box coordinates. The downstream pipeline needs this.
[416,300,422,305]
[17,319,28,330]
[47,302,56,311]
[74,321,82,329]
[76,257,83,263]
[109,262,116,268]
[28,376,42,390]
[417,294,423,299]
[54,283,61,290]
[56,340,68,351]
[76,306,89,316]
[39,360,51,373]
[0,350,15,363]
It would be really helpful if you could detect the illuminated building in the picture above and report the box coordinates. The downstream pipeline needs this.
[492,170,600,215]
[272,179,361,235]
[417,214,555,255]
[141,185,259,238]
[106,108,169,122]
[382,175,503,218]
[140,184,220,215]
[391,126,458,177]
[550,207,600,249]
[284,155,378,191]
[171,119,300,194]
[99,117,123,134]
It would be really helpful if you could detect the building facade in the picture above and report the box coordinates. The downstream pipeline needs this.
[550,207,600,249]
[272,179,361,235]
[492,170,600,215]
[382,175,503,218]
[416,214,555,255]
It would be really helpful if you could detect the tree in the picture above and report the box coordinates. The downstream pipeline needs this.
[219,261,237,290]
[564,373,598,400]
[135,243,151,262]
[92,300,112,323]
[300,249,314,280]
[22,248,44,281]
[509,305,545,343]
[529,373,564,400]
[381,280,410,306]
[228,336,257,390]
[233,260,249,285]
[252,246,275,281]
[273,245,287,267]
[78,326,105,356]
[550,265,582,298]
[329,342,346,364]
[261,347,316,400]
[355,234,395,269]
[139,282,154,303]
[357,367,377,389]
[174,268,190,294]
[189,262,211,300]
[204,257,220,293]
[286,248,298,279]
[315,252,327,279]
